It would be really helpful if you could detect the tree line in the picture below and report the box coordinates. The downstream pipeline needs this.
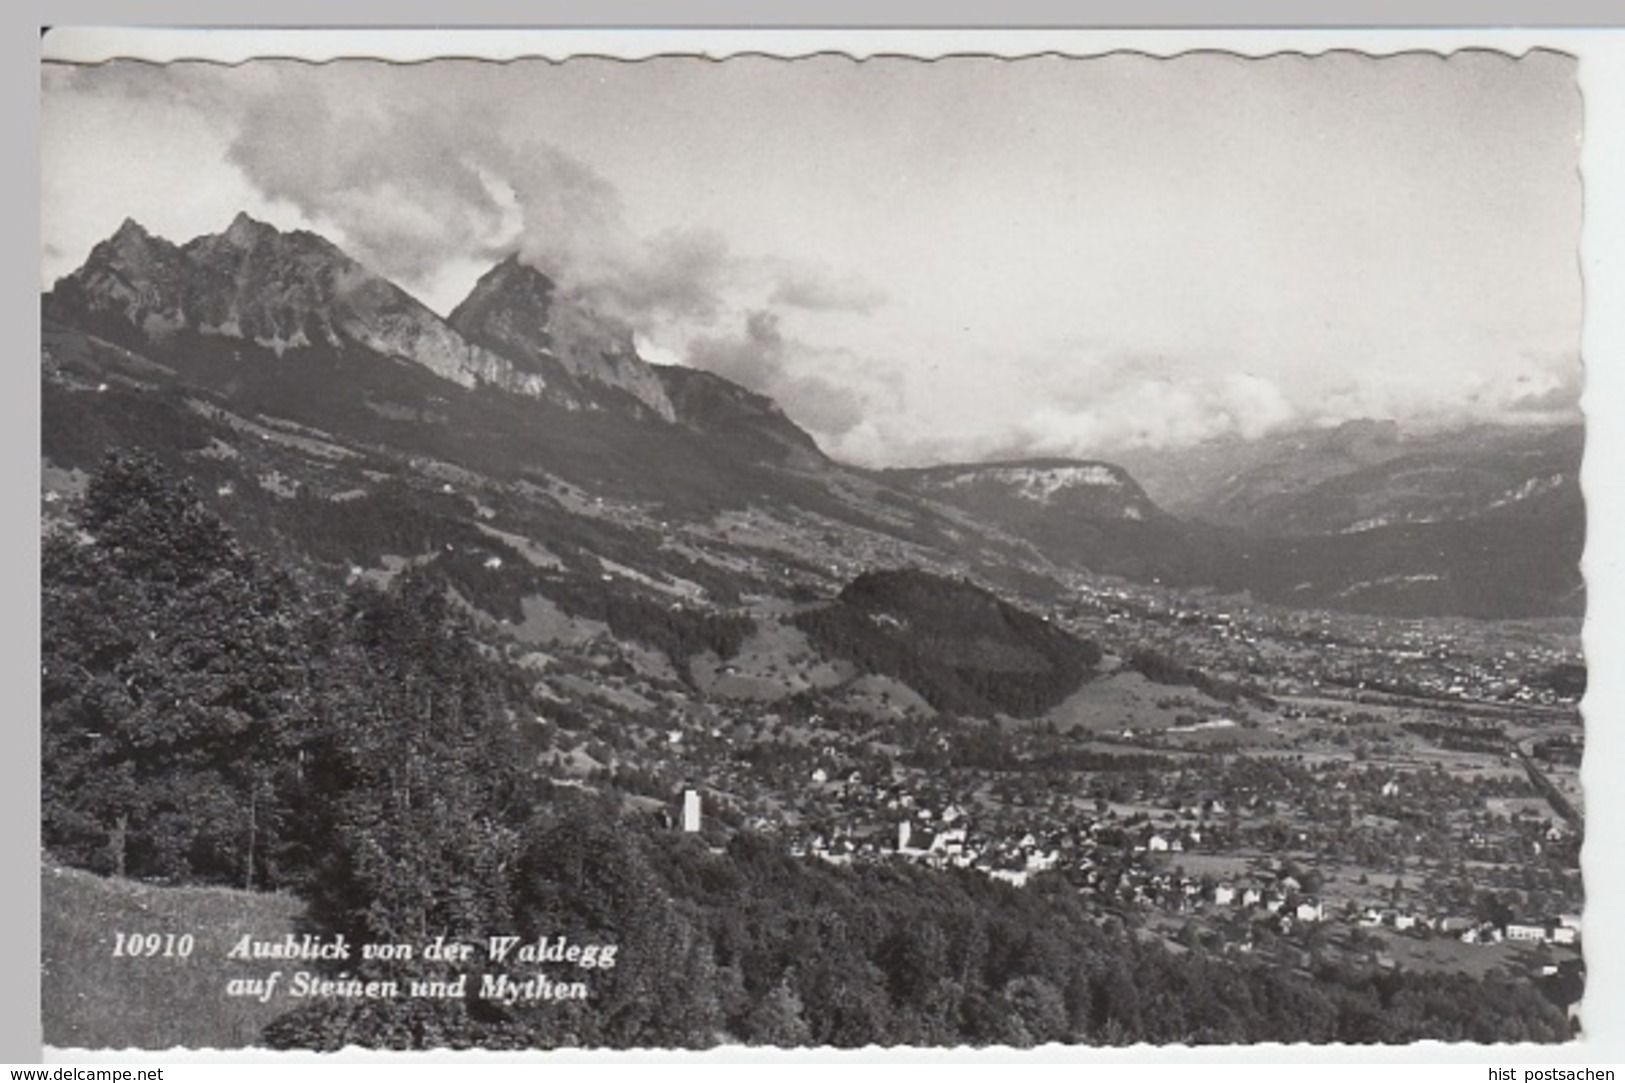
[42,453,1574,1048]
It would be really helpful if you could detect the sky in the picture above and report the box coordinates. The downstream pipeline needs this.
[40,49,1583,467]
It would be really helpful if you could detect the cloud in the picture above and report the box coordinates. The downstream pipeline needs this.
[220,74,513,286]
[174,66,665,315]
[954,343,1302,457]
[48,57,1578,471]
[165,64,889,334]
[1501,356,1584,421]
[768,264,886,314]
[208,71,840,338]
[52,61,225,113]
[685,310,873,438]
[518,224,734,325]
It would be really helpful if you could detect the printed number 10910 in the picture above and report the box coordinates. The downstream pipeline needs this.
[112,932,195,958]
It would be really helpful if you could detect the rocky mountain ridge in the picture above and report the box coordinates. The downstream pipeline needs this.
[47,214,672,412]
[890,459,1158,519]
[448,254,676,421]
[40,214,1586,620]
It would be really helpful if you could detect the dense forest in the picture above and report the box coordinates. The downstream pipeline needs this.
[41,454,1574,1048]
[1125,647,1275,707]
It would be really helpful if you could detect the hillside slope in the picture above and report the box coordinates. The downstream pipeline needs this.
[42,863,305,1050]
[793,568,1103,717]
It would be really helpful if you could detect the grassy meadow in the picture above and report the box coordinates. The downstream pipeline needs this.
[42,863,305,1050]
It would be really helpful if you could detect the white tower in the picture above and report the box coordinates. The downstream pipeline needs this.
[682,789,702,833]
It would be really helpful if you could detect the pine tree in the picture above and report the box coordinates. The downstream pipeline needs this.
[42,451,313,886]
[742,977,813,1046]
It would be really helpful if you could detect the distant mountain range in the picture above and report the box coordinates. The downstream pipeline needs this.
[882,459,1225,585]
[41,214,1585,620]
[1117,417,1582,538]
[1113,418,1585,616]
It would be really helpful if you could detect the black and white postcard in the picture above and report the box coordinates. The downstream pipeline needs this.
[36,27,1619,1056]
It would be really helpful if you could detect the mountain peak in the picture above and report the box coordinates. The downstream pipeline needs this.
[222,211,279,249]
[99,217,176,264]
[455,253,557,327]
[48,217,188,324]
[450,253,676,421]
[449,254,558,367]
[112,217,151,242]
[491,251,551,283]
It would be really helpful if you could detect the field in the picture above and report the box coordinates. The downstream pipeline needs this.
[1371,927,1575,980]
[42,863,305,1050]
[1043,668,1251,735]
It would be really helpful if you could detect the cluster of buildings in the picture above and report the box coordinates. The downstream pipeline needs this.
[747,775,1584,960]
[1055,575,1582,710]
[1457,914,1581,947]
[536,554,1583,977]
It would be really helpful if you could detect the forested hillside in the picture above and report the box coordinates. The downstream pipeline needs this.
[41,453,1574,1048]
[794,569,1103,718]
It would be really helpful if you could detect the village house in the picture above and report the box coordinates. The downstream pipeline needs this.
[931,826,968,857]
